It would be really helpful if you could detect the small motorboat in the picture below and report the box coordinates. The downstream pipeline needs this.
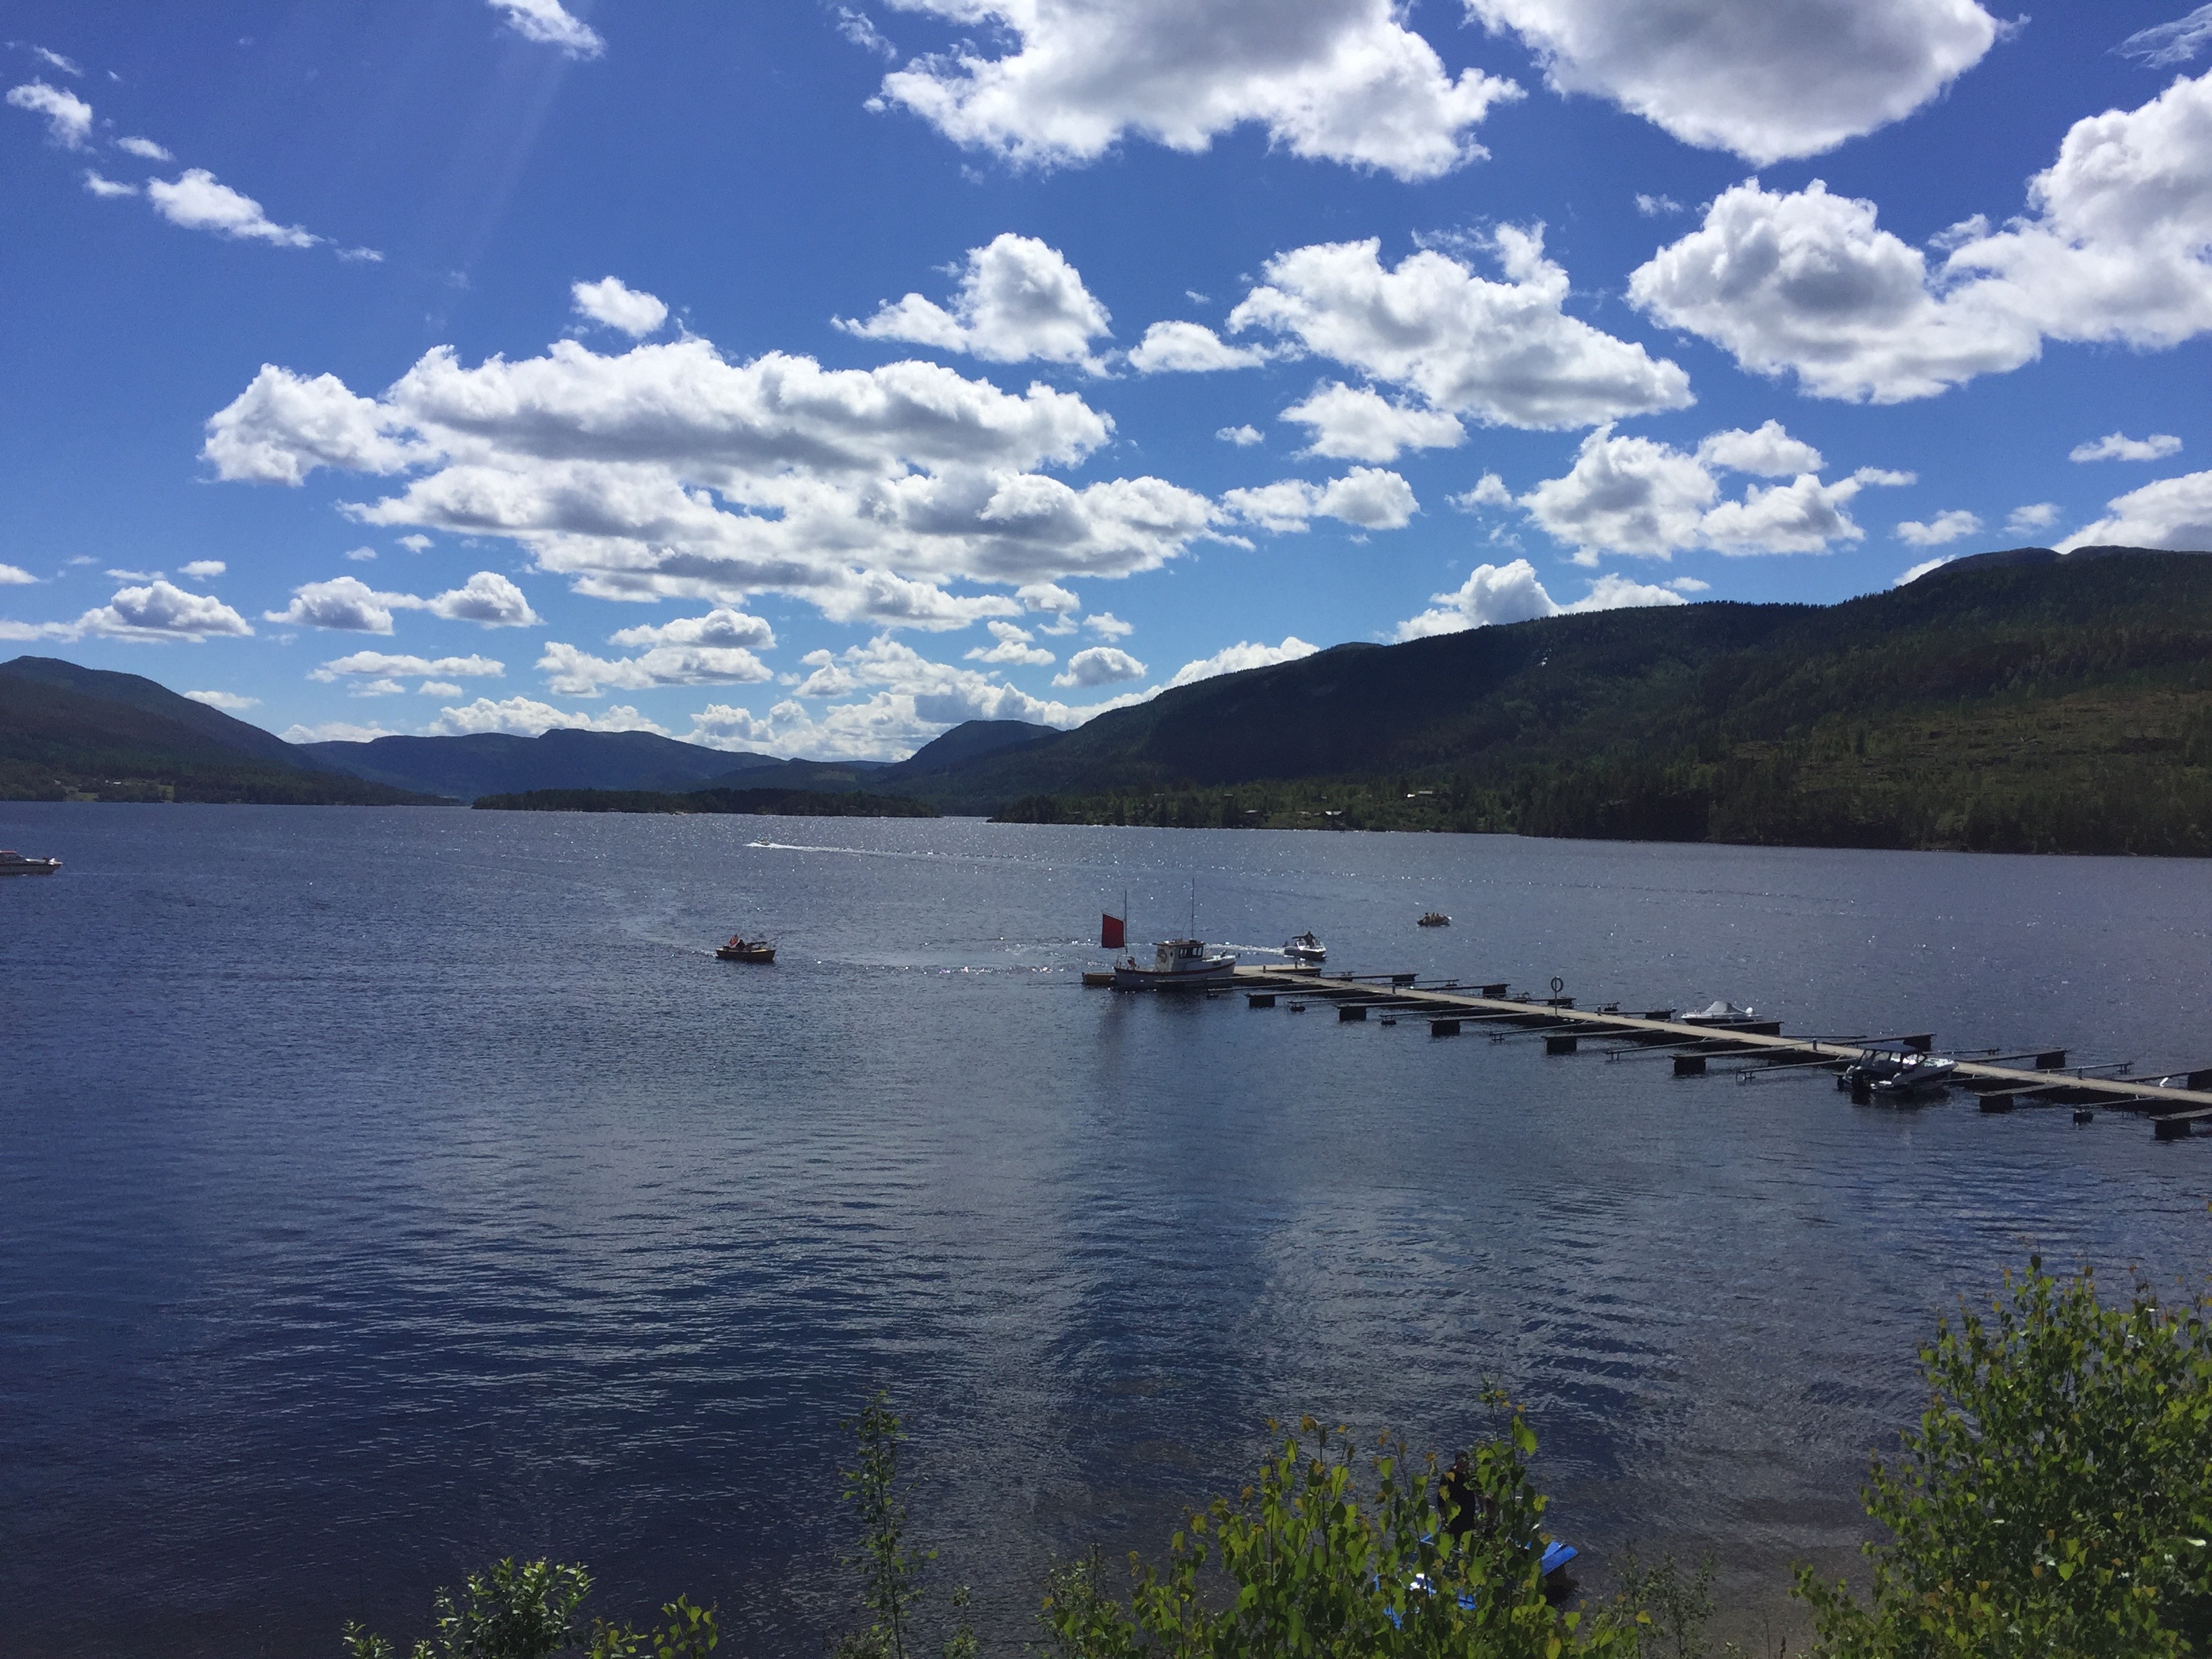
[1417,912,1451,927]
[1837,1046,1912,1092]
[1284,930,1328,964]
[716,935,776,963]
[0,849,62,876]
[1870,1052,1957,1099]
[1682,999,1755,1025]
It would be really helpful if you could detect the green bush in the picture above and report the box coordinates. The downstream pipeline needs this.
[1040,1406,1637,1659]
[1796,1256,2212,1657]
[340,1559,716,1659]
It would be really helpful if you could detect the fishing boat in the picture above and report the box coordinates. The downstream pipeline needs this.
[715,935,775,963]
[0,849,62,876]
[1284,930,1327,964]
[1113,935,1237,991]
[1417,912,1450,927]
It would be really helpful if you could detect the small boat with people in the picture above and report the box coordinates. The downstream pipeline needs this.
[716,935,776,964]
[1283,930,1327,964]
[1417,912,1450,928]
[1,849,62,876]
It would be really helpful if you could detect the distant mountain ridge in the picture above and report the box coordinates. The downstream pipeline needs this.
[0,657,438,804]
[298,728,786,800]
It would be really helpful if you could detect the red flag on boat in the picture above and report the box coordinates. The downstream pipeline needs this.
[1101,913,1126,949]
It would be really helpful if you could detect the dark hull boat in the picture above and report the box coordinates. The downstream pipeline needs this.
[716,935,775,963]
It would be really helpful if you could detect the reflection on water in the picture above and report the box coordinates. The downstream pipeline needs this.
[1,804,2207,1656]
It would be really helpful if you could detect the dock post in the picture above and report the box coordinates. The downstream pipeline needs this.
[1980,1093,2016,1113]
[1247,993,1276,1009]
[2035,1050,2068,1071]
[2154,1116,2194,1141]
[1545,1033,1578,1055]
[1429,1019,1460,1038]
[1673,1054,1705,1076]
[1338,1004,1368,1023]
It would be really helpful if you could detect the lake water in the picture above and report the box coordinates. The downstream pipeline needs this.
[3,803,2208,1658]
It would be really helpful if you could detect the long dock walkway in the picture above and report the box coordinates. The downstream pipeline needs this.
[1227,966,2212,1139]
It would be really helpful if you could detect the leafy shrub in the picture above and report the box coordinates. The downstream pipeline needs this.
[1796,1256,2212,1657]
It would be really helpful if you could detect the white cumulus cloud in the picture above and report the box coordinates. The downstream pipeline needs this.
[571,276,668,337]
[311,651,506,684]
[1223,466,1417,533]
[874,0,1522,182]
[1229,230,1692,430]
[0,563,36,584]
[487,0,605,58]
[7,79,92,148]
[116,136,172,161]
[1163,636,1319,687]
[2070,431,2183,463]
[1631,70,2212,403]
[72,580,256,641]
[1394,558,1687,639]
[264,571,539,633]
[607,607,775,650]
[179,559,226,579]
[538,640,774,696]
[1216,424,1264,446]
[964,619,1056,665]
[838,234,1112,371]
[183,689,259,710]
[1053,644,1145,686]
[2060,469,2212,551]
[2006,502,2060,533]
[1896,554,1958,586]
[1280,382,1465,463]
[1695,419,1823,477]
[82,169,136,198]
[1516,424,1907,560]
[1465,0,1999,165]
[1128,321,1269,373]
[435,697,663,737]
[147,169,320,247]
[205,329,1217,628]
[1896,510,1983,547]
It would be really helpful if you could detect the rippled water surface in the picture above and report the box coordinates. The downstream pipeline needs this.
[3,804,2208,1656]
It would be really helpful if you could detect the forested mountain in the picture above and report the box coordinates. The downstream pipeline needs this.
[0,657,438,804]
[921,549,2212,855]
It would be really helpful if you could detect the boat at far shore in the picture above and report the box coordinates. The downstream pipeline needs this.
[1,850,62,876]
[1113,936,1237,991]
[1417,912,1450,927]
[716,935,775,963]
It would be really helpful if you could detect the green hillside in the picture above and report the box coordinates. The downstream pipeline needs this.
[0,657,441,805]
[960,550,2212,855]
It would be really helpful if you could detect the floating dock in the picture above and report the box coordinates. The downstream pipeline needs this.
[1209,965,2212,1141]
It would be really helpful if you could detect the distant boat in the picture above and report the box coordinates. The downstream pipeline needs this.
[0,850,61,876]
[1417,912,1450,927]
[716,935,775,963]
[1113,936,1237,991]
[1284,930,1327,963]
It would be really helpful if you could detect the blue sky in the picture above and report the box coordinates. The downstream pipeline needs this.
[3,0,2210,757]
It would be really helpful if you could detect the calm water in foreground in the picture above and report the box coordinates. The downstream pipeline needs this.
[3,803,2209,1657]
